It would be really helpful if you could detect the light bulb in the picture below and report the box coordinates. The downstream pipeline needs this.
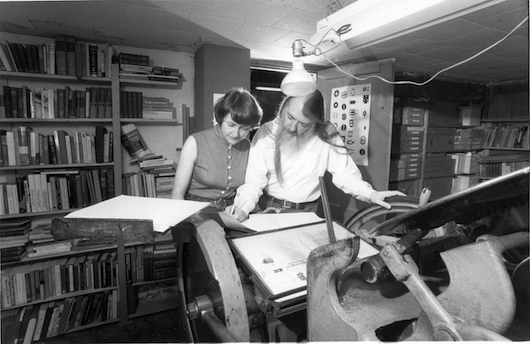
[280,59,317,97]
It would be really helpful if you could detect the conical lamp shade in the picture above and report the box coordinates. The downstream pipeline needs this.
[281,59,317,97]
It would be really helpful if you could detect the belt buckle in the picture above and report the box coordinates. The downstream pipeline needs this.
[213,198,227,209]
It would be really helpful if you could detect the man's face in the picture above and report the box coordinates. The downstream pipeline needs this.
[280,97,315,137]
[276,97,316,155]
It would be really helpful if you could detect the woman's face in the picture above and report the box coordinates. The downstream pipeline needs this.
[220,113,252,145]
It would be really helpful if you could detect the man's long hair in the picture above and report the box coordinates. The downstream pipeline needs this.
[269,90,345,185]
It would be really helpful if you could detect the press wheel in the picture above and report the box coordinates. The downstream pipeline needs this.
[176,220,250,342]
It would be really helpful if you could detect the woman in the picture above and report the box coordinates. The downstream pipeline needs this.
[171,88,263,211]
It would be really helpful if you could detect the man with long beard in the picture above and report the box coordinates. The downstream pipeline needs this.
[230,89,404,221]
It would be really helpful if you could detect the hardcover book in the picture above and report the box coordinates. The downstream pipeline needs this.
[121,123,152,160]
[54,37,67,75]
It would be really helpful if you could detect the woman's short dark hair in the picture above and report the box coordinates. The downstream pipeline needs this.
[214,88,263,127]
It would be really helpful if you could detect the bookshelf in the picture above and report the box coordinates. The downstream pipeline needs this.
[0,33,190,342]
[390,96,485,200]
[0,36,188,215]
[0,236,179,342]
[0,245,123,342]
[478,81,530,180]
[0,70,117,220]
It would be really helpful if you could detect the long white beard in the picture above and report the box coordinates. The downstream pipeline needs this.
[275,125,314,157]
[274,124,315,185]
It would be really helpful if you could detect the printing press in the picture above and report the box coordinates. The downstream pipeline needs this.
[172,166,529,342]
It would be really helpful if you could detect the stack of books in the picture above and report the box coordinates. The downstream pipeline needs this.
[0,219,31,262]
[148,66,182,83]
[26,239,73,258]
[142,96,176,120]
[123,155,176,199]
[138,155,175,171]
[151,241,177,281]
[118,52,152,80]
[28,224,54,245]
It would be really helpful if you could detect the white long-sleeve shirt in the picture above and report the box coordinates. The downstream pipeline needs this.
[236,120,374,215]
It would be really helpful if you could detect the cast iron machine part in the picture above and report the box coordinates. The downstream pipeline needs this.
[171,167,529,342]
[172,220,300,343]
[308,167,529,341]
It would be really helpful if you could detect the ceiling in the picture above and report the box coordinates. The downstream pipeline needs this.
[0,0,528,84]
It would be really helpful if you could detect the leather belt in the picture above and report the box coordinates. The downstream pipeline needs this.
[264,193,319,210]
[186,194,234,210]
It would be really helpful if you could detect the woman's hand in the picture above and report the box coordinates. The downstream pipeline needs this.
[369,190,407,209]
[226,205,248,222]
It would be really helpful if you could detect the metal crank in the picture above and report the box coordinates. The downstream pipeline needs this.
[381,232,527,341]
[308,168,529,341]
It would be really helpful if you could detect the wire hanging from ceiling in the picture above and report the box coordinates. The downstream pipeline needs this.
[301,15,529,86]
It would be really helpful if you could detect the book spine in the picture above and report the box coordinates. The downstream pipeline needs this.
[54,37,67,75]
[47,43,55,75]
[65,37,77,76]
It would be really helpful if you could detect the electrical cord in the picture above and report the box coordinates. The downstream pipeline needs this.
[300,15,529,86]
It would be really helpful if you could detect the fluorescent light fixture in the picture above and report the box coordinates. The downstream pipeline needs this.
[255,86,282,92]
[280,59,317,97]
[311,0,508,49]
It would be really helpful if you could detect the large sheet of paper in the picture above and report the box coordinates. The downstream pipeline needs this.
[200,211,325,233]
[65,195,209,233]
[229,221,379,299]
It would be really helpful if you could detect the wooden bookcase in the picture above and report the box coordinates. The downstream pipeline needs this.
[0,34,188,342]
[0,234,178,342]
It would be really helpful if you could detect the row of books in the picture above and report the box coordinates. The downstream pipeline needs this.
[124,242,177,285]
[142,96,176,120]
[479,161,530,178]
[0,168,115,215]
[118,52,182,83]
[1,243,177,309]
[122,169,175,199]
[484,92,529,120]
[0,127,113,167]
[482,124,530,149]
[0,38,114,78]
[25,240,73,259]
[1,290,118,344]
[1,251,119,308]
[1,85,112,119]
[120,92,176,119]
